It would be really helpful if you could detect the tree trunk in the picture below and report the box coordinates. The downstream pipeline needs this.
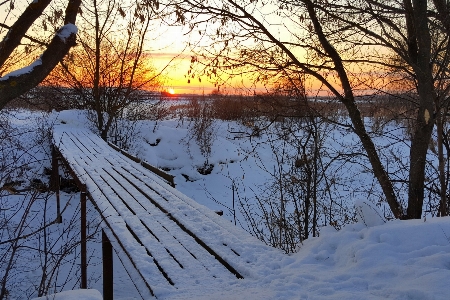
[437,112,448,216]
[93,0,104,139]
[304,0,404,218]
[0,0,52,66]
[408,118,434,219]
[405,0,435,219]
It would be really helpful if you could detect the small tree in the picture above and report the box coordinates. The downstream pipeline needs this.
[46,0,161,140]
[238,81,352,252]
[185,96,217,172]
[0,110,101,299]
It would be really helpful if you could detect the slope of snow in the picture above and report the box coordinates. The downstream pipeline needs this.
[161,216,450,300]
[275,217,450,300]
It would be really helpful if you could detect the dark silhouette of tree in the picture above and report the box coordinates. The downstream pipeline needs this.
[0,0,82,109]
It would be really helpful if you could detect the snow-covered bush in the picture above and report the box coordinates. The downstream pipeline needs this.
[354,199,386,227]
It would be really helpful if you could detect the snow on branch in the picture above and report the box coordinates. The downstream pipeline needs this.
[0,24,77,82]
[57,23,78,42]
[0,25,78,109]
[0,57,43,81]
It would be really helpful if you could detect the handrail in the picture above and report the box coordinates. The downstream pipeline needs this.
[107,142,176,188]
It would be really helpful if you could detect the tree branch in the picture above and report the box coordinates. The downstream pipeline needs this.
[0,0,52,66]
[0,0,82,109]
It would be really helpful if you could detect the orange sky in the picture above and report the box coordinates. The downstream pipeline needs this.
[143,23,222,95]
[151,52,263,95]
[152,52,336,96]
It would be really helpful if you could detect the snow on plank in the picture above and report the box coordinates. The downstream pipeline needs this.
[70,156,174,298]
[52,127,239,294]
[98,166,237,280]
[96,166,236,286]
[69,153,210,290]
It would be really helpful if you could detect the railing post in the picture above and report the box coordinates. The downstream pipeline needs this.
[80,184,87,289]
[51,146,62,223]
[102,230,113,300]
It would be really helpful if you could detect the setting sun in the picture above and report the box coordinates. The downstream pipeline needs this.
[168,88,175,94]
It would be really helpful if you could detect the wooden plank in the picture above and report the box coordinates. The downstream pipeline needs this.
[113,164,269,275]
[107,141,121,152]
[141,160,175,187]
[73,141,253,272]
[80,186,87,289]
[98,166,236,282]
[70,152,231,286]
[94,170,184,285]
[120,149,141,163]
[102,227,155,299]
[81,131,176,187]
[76,164,170,298]
[108,166,244,279]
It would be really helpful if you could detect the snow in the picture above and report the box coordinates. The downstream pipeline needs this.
[0,57,42,81]
[355,199,386,227]
[57,23,78,42]
[117,216,450,300]
[161,216,450,299]
[52,124,285,299]
[0,23,76,82]
[2,109,450,299]
[32,289,102,300]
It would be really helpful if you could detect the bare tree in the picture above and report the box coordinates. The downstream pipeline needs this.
[234,80,354,251]
[0,190,101,299]
[166,0,450,219]
[185,96,217,172]
[0,110,102,299]
[45,0,161,140]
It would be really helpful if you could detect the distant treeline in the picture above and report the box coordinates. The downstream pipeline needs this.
[7,86,418,124]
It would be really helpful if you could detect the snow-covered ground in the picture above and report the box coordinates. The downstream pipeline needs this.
[33,289,102,300]
[1,109,450,299]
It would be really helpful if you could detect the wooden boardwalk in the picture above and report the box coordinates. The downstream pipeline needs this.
[52,125,281,299]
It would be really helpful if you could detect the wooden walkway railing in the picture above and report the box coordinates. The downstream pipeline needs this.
[107,141,176,188]
[52,125,280,299]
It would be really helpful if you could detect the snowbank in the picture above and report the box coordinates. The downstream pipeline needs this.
[271,216,450,300]
[162,216,450,299]
[355,199,386,227]
[32,289,102,300]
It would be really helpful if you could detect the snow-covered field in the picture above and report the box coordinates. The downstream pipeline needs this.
[1,109,449,299]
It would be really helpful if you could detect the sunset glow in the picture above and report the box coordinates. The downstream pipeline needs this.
[168,88,175,94]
